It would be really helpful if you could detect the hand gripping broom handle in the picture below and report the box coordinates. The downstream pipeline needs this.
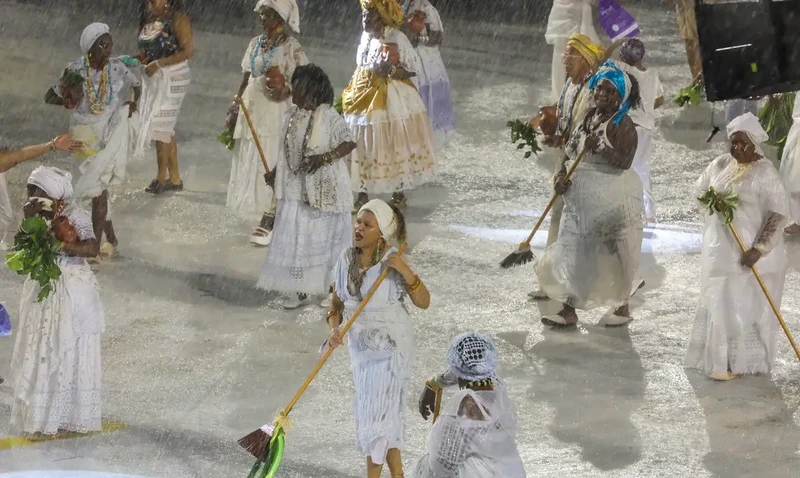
[520,147,588,247]
[728,224,800,361]
[282,242,409,417]
[236,97,271,175]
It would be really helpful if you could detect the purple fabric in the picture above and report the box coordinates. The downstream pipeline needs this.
[418,80,455,133]
[0,303,10,337]
[598,0,640,41]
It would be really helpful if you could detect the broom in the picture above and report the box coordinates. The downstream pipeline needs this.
[238,243,409,477]
[236,97,272,178]
[499,146,589,268]
[500,41,622,269]
[700,187,800,362]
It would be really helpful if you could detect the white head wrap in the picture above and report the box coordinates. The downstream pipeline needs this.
[80,22,110,55]
[359,199,397,242]
[27,166,73,200]
[727,112,768,157]
[255,0,301,34]
[447,332,499,382]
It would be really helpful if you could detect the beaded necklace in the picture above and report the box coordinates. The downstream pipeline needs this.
[283,107,316,175]
[250,33,282,78]
[83,57,113,115]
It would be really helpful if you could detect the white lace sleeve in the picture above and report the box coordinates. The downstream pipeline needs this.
[68,208,95,242]
[384,28,422,74]
[326,108,354,148]
[241,37,258,74]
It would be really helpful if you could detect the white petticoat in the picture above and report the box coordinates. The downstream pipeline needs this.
[256,199,352,294]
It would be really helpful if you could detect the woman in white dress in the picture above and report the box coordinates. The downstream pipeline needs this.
[257,65,356,309]
[10,166,105,439]
[226,0,308,246]
[343,0,436,210]
[545,0,601,102]
[413,332,527,478]
[779,93,800,234]
[326,199,430,478]
[617,39,664,223]
[534,62,644,328]
[685,113,790,381]
[45,23,141,260]
[402,0,455,150]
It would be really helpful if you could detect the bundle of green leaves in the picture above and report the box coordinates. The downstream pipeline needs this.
[334,96,344,115]
[759,93,796,160]
[217,130,234,150]
[698,186,739,226]
[507,119,542,159]
[674,80,705,107]
[5,217,63,302]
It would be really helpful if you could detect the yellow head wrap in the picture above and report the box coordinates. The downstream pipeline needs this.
[360,0,404,29]
[567,33,605,67]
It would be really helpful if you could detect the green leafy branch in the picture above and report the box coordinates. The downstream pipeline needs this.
[5,217,63,302]
[507,119,542,159]
[759,92,795,160]
[334,96,344,115]
[217,130,234,150]
[674,80,705,107]
[698,186,739,226]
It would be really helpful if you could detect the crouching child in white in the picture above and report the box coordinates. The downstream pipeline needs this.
[10,167,105,439]
[414,332,526,477]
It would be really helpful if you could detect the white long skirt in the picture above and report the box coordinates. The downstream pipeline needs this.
[0,171,13,235]
[685,271,784,376]
[226,82,286,216]
[72,105,133,201]
[415,45,455,151]
[256,199,352,294]
[11,262,104,434]
[535,162,644,309]
[346,81,436,194]
[632,126,656,221]
[134,61,191,154]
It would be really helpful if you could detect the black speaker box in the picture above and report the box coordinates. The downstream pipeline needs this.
[696,0,800,101]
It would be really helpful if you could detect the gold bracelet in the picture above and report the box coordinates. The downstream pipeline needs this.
[406,275,423,294]
[326,308,342,325]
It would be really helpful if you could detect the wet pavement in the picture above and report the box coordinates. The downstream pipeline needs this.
[2,1,800,477]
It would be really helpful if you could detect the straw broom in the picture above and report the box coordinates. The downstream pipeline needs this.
[700,187,800,362]
[499,40,622,269]
[238,243,409,478]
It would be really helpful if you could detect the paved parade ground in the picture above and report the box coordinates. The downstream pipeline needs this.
[2,1,800,477]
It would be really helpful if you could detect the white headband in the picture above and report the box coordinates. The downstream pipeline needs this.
[359,199,397,241]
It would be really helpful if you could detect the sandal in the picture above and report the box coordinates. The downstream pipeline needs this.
[709,371,739,381]
[249,227,272,246]
[145,179,167,195]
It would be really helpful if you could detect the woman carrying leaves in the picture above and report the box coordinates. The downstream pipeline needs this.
[256,65,355,309]
[326,199,430,478]
[343,0,436,210]
[534,61,644,328]
[9,167,105,439]
[226,0,308,247]
[413,332,526,477]
[45,23,142,262]
[685,113,790,381]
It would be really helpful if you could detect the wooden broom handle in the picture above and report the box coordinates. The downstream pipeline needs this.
[727,224,800,361]
[236,97,271,175]
[283,242,409,416]
[522,147,588,246]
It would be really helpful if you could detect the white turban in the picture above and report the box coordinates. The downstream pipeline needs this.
[255,0,301,34]
[727,112,769,157]
[80,22,110,55]
[28,166,73,200]
[359,199,398,242]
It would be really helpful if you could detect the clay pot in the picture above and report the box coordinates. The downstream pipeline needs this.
[53,216,78,243]
[537,106,558,137]
[60,82,84,110]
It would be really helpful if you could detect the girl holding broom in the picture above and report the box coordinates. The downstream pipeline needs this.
[685,113,790,381]
[326,199,430,478]
[534,61,644,328]
[256,64,356,309]
[226,0,308,246]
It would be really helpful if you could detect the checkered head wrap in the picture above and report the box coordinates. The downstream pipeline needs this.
[447,332,498,381]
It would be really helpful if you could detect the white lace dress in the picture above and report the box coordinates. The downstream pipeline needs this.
[534,118,644,309]
[343,28,436,194]
[227,36,308,217]
[10,207,105,434]
[333,247,414,464]
[256,105,353,295]
[412,383,527,478]
[685,156,790,376]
